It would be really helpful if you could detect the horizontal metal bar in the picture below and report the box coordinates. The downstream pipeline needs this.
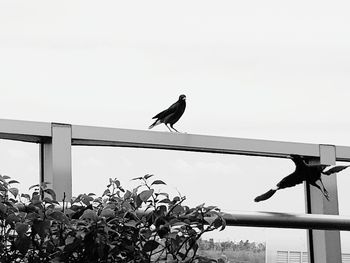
[1,119,350,161]
[335,145,350,162]
[223,211,350,230]
[0,119,51,143]
[71,125,321,158]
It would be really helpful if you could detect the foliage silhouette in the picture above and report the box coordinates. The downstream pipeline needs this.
[0,174,225,263]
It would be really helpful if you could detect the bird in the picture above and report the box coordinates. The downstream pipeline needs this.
[148,94,186,132]
[254,154,350,202]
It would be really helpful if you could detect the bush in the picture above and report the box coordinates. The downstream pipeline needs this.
[0,174,225,262]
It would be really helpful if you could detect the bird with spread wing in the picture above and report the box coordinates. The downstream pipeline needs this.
[254,154,350,202]
[149,94,186,132]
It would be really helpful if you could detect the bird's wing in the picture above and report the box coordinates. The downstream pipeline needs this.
[322,165,350,175]
[276,171,305,189]
[255,171,303,202]
[254,189,277,202]
[152,101,179,120]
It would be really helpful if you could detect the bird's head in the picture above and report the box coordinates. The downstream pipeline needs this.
[289,154,303,161]
[289,154,307,166]
[290,154,301,159]
[179,94,186,101]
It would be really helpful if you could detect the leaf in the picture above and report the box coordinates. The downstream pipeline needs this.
[8,180,19,184]
[157,205,167,215]
[29,184,39,191]
[40,181,51,189]
[115,180,121,187]
[15,222,29,237]
[171,205,185,215]
[65,236,75,245]
[136,195,143,208]
[25,204,38,213]
[169,218,181,225]
[0,184,7,191]
[171,222,188,230]
[158,198,171,204]
[196,203,205,209]
[81,195,93,206]
[32,220,51,239]
[100,208,115,218]
[43,197,53,203]
[124,190,132,200]
[155,192,169,198]
[122,201,133,210]
[213,216,224,229]
[204,216,216,225]
[9,188,19,198]
[44,189,57,201]
[16,235,31,255]
[6,213,20,224]
[80,209,99,221]
[205,206,217,211]
[132,185,142,195]
[64,208,75,216]
[139,189,154,202]
[132,176,143,181]
[173,196,181,203]
[21,193,31,200]
[143,240,159,252]
[140,229,152,239]
[220,218,226,231]
[151,180,166,186]
[2,175,10,179]
[0,203,7,214]
[124,220,137,228]
[144,174,154,180]
[94,197,102,203]
[48,211,70,224]
[102,189,111,197]
[14,203,25,212]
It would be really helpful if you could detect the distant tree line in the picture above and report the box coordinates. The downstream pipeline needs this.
[198,239,266,253]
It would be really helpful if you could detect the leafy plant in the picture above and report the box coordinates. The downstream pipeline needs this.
[0,174,226,262]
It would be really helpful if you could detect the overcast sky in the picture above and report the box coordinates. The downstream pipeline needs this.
[1,0,350,247]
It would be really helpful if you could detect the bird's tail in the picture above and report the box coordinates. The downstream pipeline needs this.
[148,119,161,130]
[254,189,277,202]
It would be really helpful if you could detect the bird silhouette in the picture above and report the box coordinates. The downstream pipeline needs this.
[149,94,186,132]
[254,154,350,202]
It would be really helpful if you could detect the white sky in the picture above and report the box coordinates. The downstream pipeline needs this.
[1,0,350,248]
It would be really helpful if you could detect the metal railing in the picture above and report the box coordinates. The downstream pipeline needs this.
[1,118,350,263]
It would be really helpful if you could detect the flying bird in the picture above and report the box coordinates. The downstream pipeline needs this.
[254,154,350,202]
[148,94,186,132]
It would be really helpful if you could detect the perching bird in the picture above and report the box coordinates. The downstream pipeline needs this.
[149,94,186,132]
[254,154,350,202]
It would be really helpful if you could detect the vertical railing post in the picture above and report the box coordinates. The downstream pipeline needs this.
[305,144,342,263]
[40,123,72,202]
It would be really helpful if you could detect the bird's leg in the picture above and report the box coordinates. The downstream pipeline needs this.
[310,181,329,200]
[318,179,329,199]
[165,124,173,132]
[170,125,180,133]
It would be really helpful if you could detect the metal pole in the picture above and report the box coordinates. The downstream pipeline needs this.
[40,123,72,202]
[305,144,342,263]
